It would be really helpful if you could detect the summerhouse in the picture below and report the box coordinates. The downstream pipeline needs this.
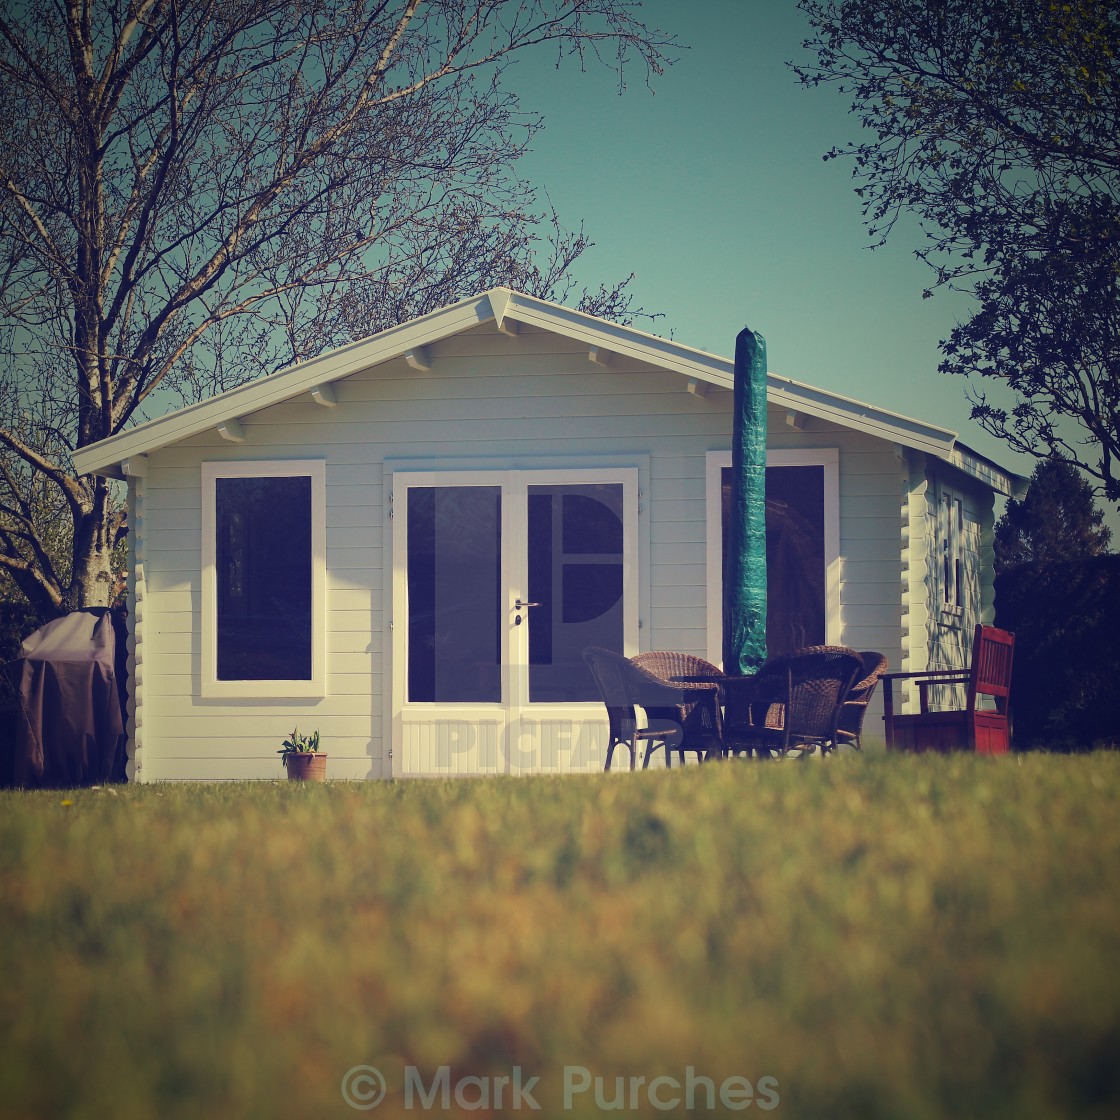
[73,289,1026,780]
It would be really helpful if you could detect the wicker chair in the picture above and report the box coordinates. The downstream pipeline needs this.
[582,647,723,770]
[835,651,889,750]
[631,651,727,765]
[582,647,648,771]
[723,645,864,759]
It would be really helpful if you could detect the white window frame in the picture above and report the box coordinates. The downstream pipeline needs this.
[937,480,966,621]
[705,449,841,665]
[201,460,327,698]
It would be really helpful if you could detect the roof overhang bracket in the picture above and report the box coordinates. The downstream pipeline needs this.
[121,455,148,478]
[588,346,614,368]
[687,377,709,397]
[405,347,431,373]
[217,419,246,443]
[785,409,808,431]
[310,384,337,407]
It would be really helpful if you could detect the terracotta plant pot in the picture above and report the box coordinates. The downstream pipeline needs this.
[285,753,327,782]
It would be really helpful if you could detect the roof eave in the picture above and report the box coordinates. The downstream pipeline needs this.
[942,440,1030,498]
[72,287,1010,493]
[73,291,496,476]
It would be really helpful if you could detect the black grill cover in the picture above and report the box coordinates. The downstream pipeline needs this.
[5,609,126,788]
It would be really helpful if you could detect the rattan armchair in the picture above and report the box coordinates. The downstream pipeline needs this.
[631,651,727,764]
[723,645,864,759]
[835,651,889,750]
[583,647,724,769]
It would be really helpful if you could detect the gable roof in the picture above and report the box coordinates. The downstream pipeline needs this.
[72,287,1026,496]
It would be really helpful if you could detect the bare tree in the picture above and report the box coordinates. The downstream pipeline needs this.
[0,0,676,616]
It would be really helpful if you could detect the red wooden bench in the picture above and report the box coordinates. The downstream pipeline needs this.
[883,624,1015,754]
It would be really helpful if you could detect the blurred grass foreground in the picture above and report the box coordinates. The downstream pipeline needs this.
[2,754,1119,1120]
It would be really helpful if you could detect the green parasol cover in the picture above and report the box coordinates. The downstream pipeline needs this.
[723,326,768,676]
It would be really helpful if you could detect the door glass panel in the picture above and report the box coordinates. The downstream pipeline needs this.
[722,465,825,656]
[528,484,624,702]
[407,486,502,702]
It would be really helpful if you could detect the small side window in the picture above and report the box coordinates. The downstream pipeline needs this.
[938,485,966,617]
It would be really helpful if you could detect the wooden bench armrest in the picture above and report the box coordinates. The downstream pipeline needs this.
[883,670,972,742]
[882,670,970,684]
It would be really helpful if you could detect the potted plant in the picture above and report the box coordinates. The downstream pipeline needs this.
[278,727,326,781]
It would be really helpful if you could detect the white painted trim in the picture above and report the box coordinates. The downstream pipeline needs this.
[126,476,147,781]
[488,287,522,335]
[705,448,841,665]
[201,460,327,698]
[900,451,931,678]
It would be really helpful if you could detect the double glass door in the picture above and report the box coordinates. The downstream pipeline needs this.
[392,469,638,774]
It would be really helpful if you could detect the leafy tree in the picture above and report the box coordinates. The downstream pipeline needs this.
[0,0,676,617]
[793,0,1120,506]
[995,461,1112,573]
[993,461,1119,749]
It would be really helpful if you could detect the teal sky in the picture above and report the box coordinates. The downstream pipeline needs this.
[510,0,1029,484]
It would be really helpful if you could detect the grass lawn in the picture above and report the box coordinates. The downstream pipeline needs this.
[1,753,1118,1119]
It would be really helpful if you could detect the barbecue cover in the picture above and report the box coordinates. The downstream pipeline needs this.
[6,609,126,788]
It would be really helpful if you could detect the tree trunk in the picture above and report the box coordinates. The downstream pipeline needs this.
[66,480,119,611]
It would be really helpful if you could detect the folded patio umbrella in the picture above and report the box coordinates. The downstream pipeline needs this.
[723,326,768,676]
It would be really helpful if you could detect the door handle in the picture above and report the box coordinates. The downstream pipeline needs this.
[514,599,541,609]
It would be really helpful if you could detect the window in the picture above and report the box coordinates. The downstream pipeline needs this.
[706,450,840,663]
[396,470,633,708]
[202,461,326,697]
[938,484,965,614]
[406,484,503,704]
[526,482,625,702]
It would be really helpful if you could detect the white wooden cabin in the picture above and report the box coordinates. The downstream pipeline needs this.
[73,289,1026,781]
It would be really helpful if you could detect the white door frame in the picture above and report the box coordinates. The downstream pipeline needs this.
[388,466,640,776]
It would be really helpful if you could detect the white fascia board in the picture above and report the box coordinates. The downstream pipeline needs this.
[492,289,734,390]
[764,373,957,458]
[73,293,494,476]
[940,441,1029,498]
